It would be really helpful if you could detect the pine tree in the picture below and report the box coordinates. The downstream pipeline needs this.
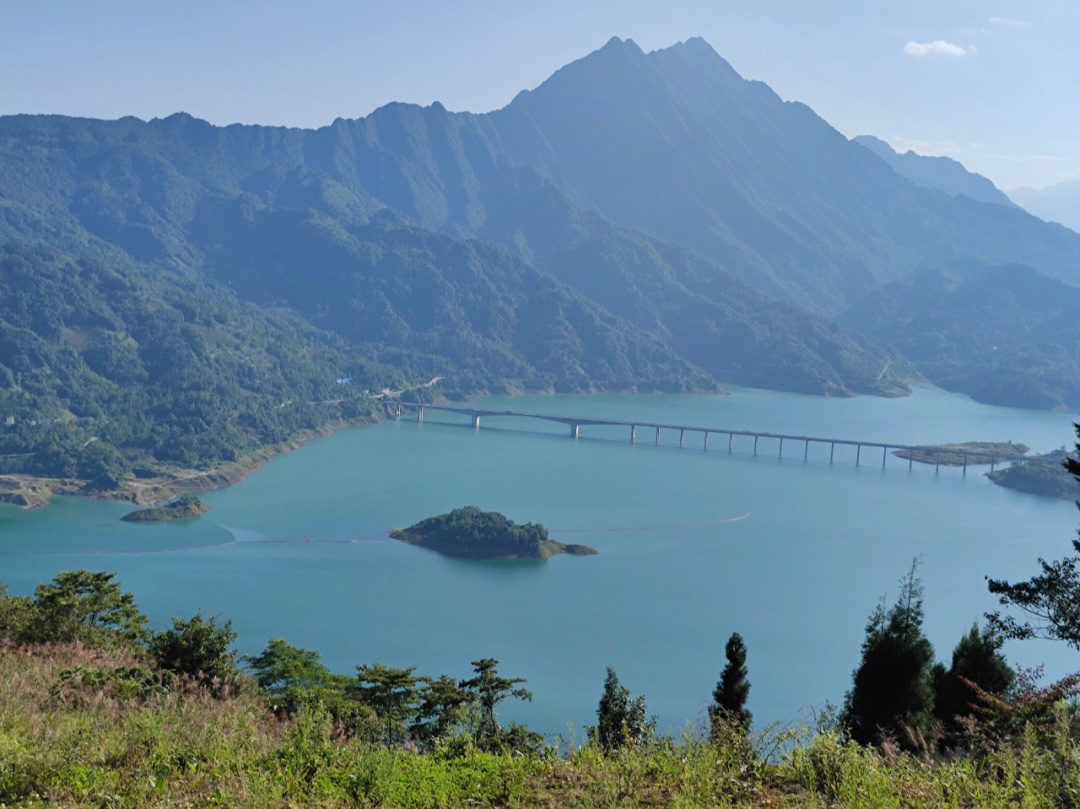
[591,667,652,751]
[710,632,751,735]
[459,658,531,743]
[353,663,422,746]
[843,560,936,748]
[932,624,1012,744]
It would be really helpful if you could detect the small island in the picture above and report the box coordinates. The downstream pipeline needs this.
[390,506,597,560]
[893,442,1028,467]
[121,494,209,522]
[987,449,1078,500]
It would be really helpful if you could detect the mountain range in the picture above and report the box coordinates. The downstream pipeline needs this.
[3,36,1080,482]
[852,136,1017,209]
[1010,180,1080,234]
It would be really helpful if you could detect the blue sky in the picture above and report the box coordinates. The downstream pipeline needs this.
[2,0,1077,189]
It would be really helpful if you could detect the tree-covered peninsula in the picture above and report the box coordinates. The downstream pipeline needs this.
[390,507,597,560]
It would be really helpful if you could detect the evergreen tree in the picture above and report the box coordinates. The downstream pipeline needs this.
[353,663,422,747]
[988,424,1080,648]
[149,614,237,694]
[32,570,147,647]
[411,675,474,747]
[244,639,351,714]
[459,658,532,743]
[590,667,652,751]
[843,561,936,747]
[710,633,752,734]
[932,624,1013,744]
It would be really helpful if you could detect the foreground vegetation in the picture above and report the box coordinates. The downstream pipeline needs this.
[2,637,1079,808]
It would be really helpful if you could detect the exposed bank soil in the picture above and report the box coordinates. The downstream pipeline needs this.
[893,442,1028,467]
[0,416,380,510]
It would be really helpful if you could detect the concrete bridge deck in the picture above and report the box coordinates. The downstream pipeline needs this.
[391,402,1018,472]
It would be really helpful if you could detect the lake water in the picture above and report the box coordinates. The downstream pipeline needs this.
[2,385,1078,737]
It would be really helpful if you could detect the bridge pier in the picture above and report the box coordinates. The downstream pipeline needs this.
[909,455,913,471]
[704,431,710,450]
[394,405,401,419]
[882,446,887,469]
[570,423,579,439]
[778,437,784,458]
[471,413,480,430]
[804,440,809,461]
[630,425,637,443]
[679,429,684,448]
[962,451,967,476]
[417,406,424,422]
[655,427,661,445]
[856,444,861,466]
[829,442,834,464]
[753,435,758,456]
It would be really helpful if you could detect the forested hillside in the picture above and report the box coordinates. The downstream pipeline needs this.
[5,36,1080,487]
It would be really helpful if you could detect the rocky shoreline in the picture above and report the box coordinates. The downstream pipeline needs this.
[0,416,380,510]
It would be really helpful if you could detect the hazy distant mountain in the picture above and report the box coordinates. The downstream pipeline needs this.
[842,261,1080,410]
[852,135,1016,208]
[481,37,1080,314]
[1010,180,1080,233]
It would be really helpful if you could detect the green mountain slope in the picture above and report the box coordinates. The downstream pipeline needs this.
[842,262,1080,410]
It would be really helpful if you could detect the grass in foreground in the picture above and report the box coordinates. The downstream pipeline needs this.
[1,643,1079,808]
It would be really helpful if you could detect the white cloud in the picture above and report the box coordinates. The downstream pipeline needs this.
[989,16,1031,27]
[903,40,969,57]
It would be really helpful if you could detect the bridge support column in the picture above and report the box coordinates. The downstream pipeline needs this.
[704,432,710,450]
[655,427,661,445]
[804,440,809,461]
[395,405,401,419]
[753,435,758,456]
[856,444,861,466]
[570,423,579,439]
[779,437,783,458]
[909,456,913,471]
[630,425,636,443]
[882,446,887,469]
[679,429,684,448]
[962,452,967,476]
[471,414,480,430]
[990,460,995,473]
[728,433,733,453]
[829,442,835,464]
[417,406,424,422]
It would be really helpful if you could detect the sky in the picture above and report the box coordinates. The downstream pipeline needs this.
[2,0,1078,189]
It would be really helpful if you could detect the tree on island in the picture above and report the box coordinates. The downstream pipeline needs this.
[353,663,422,747]
[590,667,652,751]
[843,561,935,748]
[988,423,1080,649]
[709,633,752,736]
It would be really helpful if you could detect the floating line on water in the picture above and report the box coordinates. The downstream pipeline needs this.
[0,514,748,557]
[549,512,749,534]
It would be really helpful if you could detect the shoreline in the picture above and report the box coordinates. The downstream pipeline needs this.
[0,414,383,511]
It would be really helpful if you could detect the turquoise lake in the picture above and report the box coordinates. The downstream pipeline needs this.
[2,385,1077,738]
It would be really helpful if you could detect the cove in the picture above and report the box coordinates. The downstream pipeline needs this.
[1,385,1077,737]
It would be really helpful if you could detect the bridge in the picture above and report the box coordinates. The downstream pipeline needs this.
[390,402,1017,473]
